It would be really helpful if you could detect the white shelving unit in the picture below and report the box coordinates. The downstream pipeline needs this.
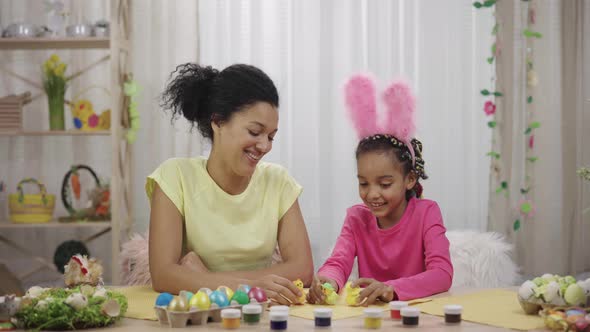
[0,0,132,285]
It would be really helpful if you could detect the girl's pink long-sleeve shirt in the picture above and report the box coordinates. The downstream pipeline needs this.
[318,197,453,300]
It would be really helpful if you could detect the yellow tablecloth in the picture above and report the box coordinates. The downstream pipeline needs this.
[414,289,545,331]
[117,286,160,320]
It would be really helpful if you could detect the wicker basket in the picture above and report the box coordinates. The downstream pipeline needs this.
[9,178,55,223]
[519,295,590,315]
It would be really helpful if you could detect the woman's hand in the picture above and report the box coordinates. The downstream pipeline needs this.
[253,274,302,305]
[306,275,338,304]
[179,251,209,273]
[352,278,395,306]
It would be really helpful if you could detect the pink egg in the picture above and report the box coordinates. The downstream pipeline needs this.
[88,114,99,128]
[575,318,589,331]
[248,287,267,303]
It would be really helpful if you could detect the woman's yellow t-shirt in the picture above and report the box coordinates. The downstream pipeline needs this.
[145,157,302,272]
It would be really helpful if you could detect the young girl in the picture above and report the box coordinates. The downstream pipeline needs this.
[308,75,453,305]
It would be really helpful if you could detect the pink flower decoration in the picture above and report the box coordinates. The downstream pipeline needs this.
[484,101,496,116]
[529,8,536,25]
[518,199,536,218]
[529,135,534,149]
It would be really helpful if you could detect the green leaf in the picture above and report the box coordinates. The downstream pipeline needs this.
[501,181,508,189]
[523,29,543,38]
[486,151,501,159]
[530,121,541,129]
[527,96,533,103]
[487,57,494,64]
[520,201,532,214]
[492,24,499,35]
[473,2,483,8]
[481,89,491,96]
[493,91,503,97]
[525,127,532,135]
[527,156,538,162]
[513,219,521,231]
[495,186,504,194]
[483,0,497,7]
[487,121,497,128]
[491,43,497,55]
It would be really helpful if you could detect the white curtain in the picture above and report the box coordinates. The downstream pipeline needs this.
[489,0,590,277]
[197,0,494,267]
[1,0,494,284]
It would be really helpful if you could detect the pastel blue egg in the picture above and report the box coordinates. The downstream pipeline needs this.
[180,290,194,302]
[209,290,229,307]
[566,309,585,317]
[237,284,251,294]
[155,292,174,307]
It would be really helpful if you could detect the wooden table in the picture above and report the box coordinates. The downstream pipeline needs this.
[35,288,546,331]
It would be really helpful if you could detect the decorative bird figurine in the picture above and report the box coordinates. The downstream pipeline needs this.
[322,282,338,305]
[293,279,306,304]
[345,282,361,306]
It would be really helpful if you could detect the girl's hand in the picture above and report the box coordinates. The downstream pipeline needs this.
[179,251,209,273]
[253,274,302,305]
[307,275,338,304]
[352,278,395,306]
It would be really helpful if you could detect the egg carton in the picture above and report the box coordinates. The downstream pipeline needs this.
[154,302,269,328]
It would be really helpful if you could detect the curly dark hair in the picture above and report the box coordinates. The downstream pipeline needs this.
[356,135,428,199]
[161,63,279,140]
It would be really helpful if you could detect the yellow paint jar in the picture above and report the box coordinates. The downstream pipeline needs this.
[363,308,383,329]
[221,308,241,329]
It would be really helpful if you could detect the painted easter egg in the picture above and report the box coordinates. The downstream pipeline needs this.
[179,290,194,302]
[155,292,174,307]
[168,296,189,312]
[566,309,586,317]
[189,291,211,310]
[230,290,250,305]
[574,318,589,331]
[248,287,268,303]
[217,286,234,300]
[209,290,229,308]
[237,284,251,294]
[198,288,212,296]
[88,114,99,128]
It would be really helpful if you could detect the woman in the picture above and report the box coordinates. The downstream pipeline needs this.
[147,63,313,304]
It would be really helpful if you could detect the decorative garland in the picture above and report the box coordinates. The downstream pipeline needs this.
[124,75,140,144]
[579,167,590,216]
[474,0,542,231]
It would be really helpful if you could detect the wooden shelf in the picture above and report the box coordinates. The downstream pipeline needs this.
[0,220,110,229]
[0,130,110,136]
[0,38,110,50]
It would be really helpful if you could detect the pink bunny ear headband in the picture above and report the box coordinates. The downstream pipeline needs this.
[345,73,418,164]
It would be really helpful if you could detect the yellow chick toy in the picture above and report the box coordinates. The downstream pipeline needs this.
[293,279,306,304]
[345,282,362,306]
[321,283,338,305]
